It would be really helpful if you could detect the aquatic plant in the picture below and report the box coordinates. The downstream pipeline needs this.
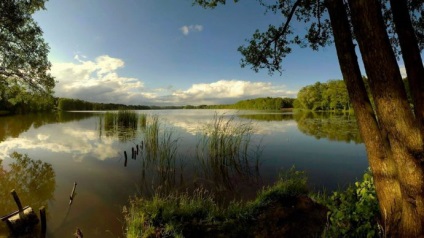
[124,168,327,238]
[139,113,147,129]
[103,110,139,141]
[143,115,160,159]
[117,110,138,129]
[195,113,262,191]
[137,115,183,196]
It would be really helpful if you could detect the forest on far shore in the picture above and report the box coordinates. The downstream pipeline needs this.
[5,78,412,114]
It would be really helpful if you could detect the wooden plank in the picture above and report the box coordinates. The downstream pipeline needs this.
[0,206,30,221]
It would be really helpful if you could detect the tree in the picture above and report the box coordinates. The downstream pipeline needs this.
[0,0,54,99]
[194,0,424,236]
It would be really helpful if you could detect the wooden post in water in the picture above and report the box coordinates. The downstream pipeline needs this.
[39,206,46,238]
[136,144,139,155]
[124,151,128,167]
[141,141,144,150]
[69,182,77,205]
[11,190,23,217]
[132,147,135,159]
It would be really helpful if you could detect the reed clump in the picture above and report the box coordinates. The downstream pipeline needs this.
[117,110,138,129]
[103,110,139,141]
[196,113,262,191]
[139,113,147,129]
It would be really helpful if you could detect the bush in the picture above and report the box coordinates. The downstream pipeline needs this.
[319,169,380,238]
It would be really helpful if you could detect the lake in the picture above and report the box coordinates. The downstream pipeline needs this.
[0,109,368,237]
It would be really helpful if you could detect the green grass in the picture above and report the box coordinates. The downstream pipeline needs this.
[139,113,147,129]
[117,110,138,128]
[103,110,139,141]
[143,115,160,159]
[195,113,262,191]
[124,167,309,238]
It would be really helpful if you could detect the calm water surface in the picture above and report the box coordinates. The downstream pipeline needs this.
[0,109,367,237]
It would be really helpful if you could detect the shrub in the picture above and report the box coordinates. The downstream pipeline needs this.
[319,169,380,238]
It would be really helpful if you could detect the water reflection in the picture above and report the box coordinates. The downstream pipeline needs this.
[101,112,139,142]
[0,110,368,237]
[0,152,55,235]
[0,112,95,143]
[238,113,293,121]
[294,111,362,143]
[131,114,263,202]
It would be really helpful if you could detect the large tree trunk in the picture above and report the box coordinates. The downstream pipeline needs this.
[389,0,424,139]
[348,0,424,237]
[325,0,402,236]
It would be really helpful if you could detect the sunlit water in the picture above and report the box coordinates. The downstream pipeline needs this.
[0,109,367,237]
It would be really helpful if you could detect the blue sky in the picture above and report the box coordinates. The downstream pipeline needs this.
[34,0,361,106]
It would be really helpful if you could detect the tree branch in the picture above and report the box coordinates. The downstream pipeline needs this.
[252,0,302,69]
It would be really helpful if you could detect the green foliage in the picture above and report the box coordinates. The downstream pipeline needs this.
[294,80,350,111]
[232,97,294,110]
[252,168,308,206]
[103,110,139,141]
[183,97,294,110]
[124,168,309,238]
[0,77,55,113]
[0,0,54,94]
[317,170,380,238]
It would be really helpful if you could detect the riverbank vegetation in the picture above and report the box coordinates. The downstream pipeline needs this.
[57,97,295,112]
[124,168,379,238]
[124,168,326,238]
[57,98,152,111]
[294,80,350,111]
[184,97,294,110]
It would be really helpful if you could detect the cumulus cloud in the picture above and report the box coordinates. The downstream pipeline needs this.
[169,80,296,105]
[51,55,295,106]
[180,24,203,35]
[51,55,149,104]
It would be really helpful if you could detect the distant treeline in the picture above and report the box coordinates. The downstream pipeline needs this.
[57,98,158,111]
[184,97,295,110]
[58,97,294,111]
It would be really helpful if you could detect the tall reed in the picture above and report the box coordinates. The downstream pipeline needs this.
[103,110,139,141]
[196,113,262,190]
[138,115,182,195]
[117,110,138,129]
[139,113,147,129]
[143,115,159,159]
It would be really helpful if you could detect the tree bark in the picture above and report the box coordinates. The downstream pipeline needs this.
[349,0,424,236]
[325,0,402,236]
[390,0,424,139]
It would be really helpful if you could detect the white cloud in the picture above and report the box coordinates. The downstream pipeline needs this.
[51,55,148,105]
[179,24,203,36]
[169,80,296,105]
[51,55,296,106]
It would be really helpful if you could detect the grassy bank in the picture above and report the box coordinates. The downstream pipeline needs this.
[124,168,328,238]
[124,168,380,238]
